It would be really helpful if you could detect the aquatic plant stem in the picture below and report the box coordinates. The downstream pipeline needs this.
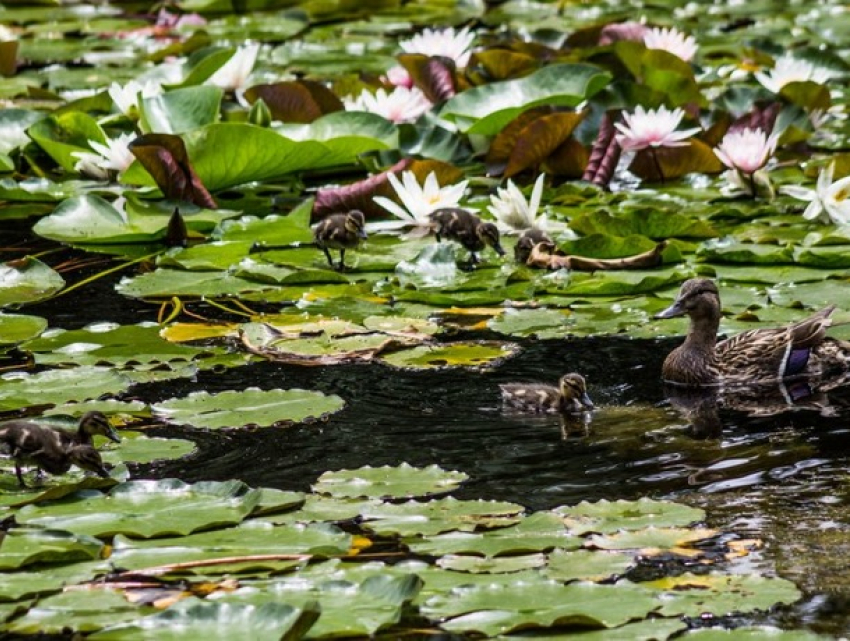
[46,252,160,300]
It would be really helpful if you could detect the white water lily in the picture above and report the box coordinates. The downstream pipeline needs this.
[0,25,16,42]
[755,54,838,94]
[206,43,259,92]
[488,174,548,235]
[383,64,413,88]
[714,127,778,175]
[643,26,697,62]
[108,79,163,117]
[782,163,850,225]
[72,132,136,180]
[615,105,701,152]
[399,26,475,68]
[344,86,432,123]
[372,170,469,235]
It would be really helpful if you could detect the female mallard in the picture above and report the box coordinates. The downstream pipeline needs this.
[313,209,368,271]
[656,278,850,386]
[500,373,594,413]
[429,208,506,266]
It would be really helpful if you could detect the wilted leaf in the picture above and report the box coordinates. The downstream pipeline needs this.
[129,133,217,208]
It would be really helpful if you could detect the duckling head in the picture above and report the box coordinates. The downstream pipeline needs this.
[654,278,720,320]
[69,445,110,478]
[559,373,594,410]
[80,411,121,443]
[477,222,506,256]
[345,210,368,240]
[514,229,554,263]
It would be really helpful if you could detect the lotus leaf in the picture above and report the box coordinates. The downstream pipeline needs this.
[644,572,802,617]
[0,313,47,345]
[91,600,319,641]
[6,588,147,635]
[421,578,660,636]
[0,257,65,307]
[406,512,583,557]
[313,463,468,499]
[110,521,350,573]
[152,387,345,428]
[0,528,103,570]
[0,366,130,412]
[16,479,261,538]
[555,498,706,535]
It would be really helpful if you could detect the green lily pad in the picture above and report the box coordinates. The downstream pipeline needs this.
[0,312,47,345]
[644,572,802,617]
[0,257,64,307]
[90,600,319,641]
[258,495,381,526]
[313,463,468,500]
[0,528,103,570]
[152,388,345,429]
[437,553,547,574]
[555,498,706,535]
[7,588,148,635]
[0,366,130,412]
[421,578,660,636]
[587,527,718,552]
[360,497,524,537]
[503,617,687,640]
[0,559,109,602]
[679,627,828,640]
[100,431,196,466]
[379,341,519,369]
[16,479,261,538]
[139,85,223,135]
[487,308,573,338]
[544,549,635,583]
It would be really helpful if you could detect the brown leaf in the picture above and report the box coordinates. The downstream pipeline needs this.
[128,133,217,208]
[244,81,343,124]
[629,139,723,182]
[544,138,589,179]
[486,107,556,176]
[505,111,586,178]
[398,53,457,103]
[466,49,538,84]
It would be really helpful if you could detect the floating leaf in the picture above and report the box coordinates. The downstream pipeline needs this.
[555,498,706,535]
[313,463,468,499]
[0,312,47,345]
[0,559,108,602]
[0,366,130,412]
[0,528,103,570]
[0,257,64,307]
[379,341,519,370]
[152,388,345,429]
[139,85,223,135]
[7,589,147,635]
[587,527,718,553]
[544,549,635,582]
[360,497,524,537]
[436,553,547,574]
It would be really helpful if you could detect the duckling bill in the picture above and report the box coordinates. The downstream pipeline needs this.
[500,373,594,414]
[428,208,506,267]
[313,210,368,271]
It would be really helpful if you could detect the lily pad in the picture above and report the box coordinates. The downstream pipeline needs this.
[0,559,109,602]
[544,549,635,583]
[0,257,64,307]
[379,341,519,369]
[7,588,148,635]
[587,527,718,553]
[313,463,468,499]
[152,388,345,428]
[0,312,47,345]
[0,366,130,412]
[437,553,547,574]
[555,498,706,535]
[360,497,524,537]
[0,528,103,570]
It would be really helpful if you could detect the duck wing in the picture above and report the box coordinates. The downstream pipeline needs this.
[716,306,835,380]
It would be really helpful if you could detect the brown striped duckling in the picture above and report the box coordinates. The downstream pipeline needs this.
[428,208,506,267]
[500,373,594,414]
[514,228,555,264]
[313,209,368,271]
[0,418,114,487]
[655,278,850,386]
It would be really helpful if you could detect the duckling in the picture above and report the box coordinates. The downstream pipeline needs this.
[313,209,368,271]
[514,228,555,264]
[500,373,594,414]
[655,278,850,386]
[55,411,121,447]
[0,421,112,487]
[428,208,506,267]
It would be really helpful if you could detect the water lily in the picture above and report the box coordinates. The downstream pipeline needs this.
[373,170,469,235]
[108,79,163,117]
[714,127,778,175]
[383,64,413,88]
[399,26,475,68]
[642,26,697,62]
[72,132,137,180]
[0,25,16,42]
[598,21,648,46]
[782,163,850,225]
[206,43,259,92]
[615,105,701,152]
[344,86,432,123]
[488,174,549,235]
[755,54,838,94]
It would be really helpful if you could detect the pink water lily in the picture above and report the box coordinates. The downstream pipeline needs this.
[714,127,778,175]
[615,105,700,152]
[643,26,697,62]
[344,86,432,123]
[399,26,475,68]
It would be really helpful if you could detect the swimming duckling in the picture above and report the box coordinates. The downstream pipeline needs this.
[0,420,113,487]
[428,208,506,267]
[313,210,368,271]
[514,228,555,264]
[500,373,594,414]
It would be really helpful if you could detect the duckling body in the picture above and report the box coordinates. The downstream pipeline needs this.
[429,208,506,266]
[656,278,850,386]
[313,210,368,271]
[0,412,118,487]
[514,228,554,264]
[500,373,594,414]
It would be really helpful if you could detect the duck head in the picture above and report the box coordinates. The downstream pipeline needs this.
[559,373,594,410]
[655,278,720,320]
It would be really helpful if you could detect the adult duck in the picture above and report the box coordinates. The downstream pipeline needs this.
[655,278,850,386]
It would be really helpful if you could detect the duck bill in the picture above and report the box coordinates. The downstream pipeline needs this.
[580,393,594,409]
[105,427,122,443]
[493,243,506,257]
[358,229,368,240]
[654,300,686,319]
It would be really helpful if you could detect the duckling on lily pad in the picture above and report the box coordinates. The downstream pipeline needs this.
[0,419,112,487]
[655,278,850,386]
[514,228,555,265]
[500,373,594,414]
[428,208,506,268]
[313,209,368,271]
